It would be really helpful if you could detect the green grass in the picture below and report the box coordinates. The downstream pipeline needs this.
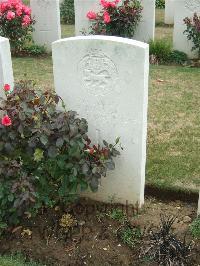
[155,8,165,25]
[147,66,200,191]
[190,216,200,238]
[22,0,30,5]
[12,57,54,89]
[0,254,43,266]
[155,9,173,44]
[61,24,75,38]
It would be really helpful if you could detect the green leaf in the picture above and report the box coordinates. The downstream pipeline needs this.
[103,140,109,147]
[4,143,13,153]
[18,124,24,135]
[0,223,7,229]
[34,148,44,162]
[0,142,4,151]
[90,177,99,192]
[40,135,48,145]
[80,180,88,191]
[8,194,14,202]
[69,145,81,159]
[19,112,26,121]
[56,137,64,147]
[48,146,58,158]
[73,167,78,177]
[82,163,89,175]
[115,137,120,144]
[105,160,115,170]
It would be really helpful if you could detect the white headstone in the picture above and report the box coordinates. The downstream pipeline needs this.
[74,0,101,36]
[30,0,61,51]
[0,37,14,98]
[74,0,155,42]
[173,0,200,59]
[165,0,175,24]
[52,36,149,206]
[134,0,155,42]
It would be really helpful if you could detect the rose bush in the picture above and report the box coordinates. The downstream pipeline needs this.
[86,0,143,38]
[0,0,34,54]
[0,81,120,231]
[184,13,200,58]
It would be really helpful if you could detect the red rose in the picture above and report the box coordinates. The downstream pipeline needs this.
[1,115,12,126]
[4,84,10,92]
[87,11,97,20]
[104,11,111,24]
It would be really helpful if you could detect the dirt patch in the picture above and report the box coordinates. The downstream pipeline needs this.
[0,197,199,266]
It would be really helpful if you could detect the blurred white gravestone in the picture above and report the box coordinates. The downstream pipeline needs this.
[30,0,61,51]
[165,0,175,24]
[173,0,200,58]
[74,0,101,36]
[52,36,149,206]
[74,0,155,42]
[0,37,14,98]
[134,0,155,42]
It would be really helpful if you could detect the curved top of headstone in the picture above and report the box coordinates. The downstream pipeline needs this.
[0,36,9,43]
[52,35,149,50]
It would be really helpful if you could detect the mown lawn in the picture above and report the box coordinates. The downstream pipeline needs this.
[0,254,43,266]
[12,10,200,192]
[148,65,200,190]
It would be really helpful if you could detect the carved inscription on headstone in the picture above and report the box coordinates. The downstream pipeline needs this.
[78,49,118,96]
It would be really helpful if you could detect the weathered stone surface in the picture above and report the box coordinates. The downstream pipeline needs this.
[30,0,61,51]
[74,0,101,36]
[165,0,175,24]
[134,0,155,42]
[52,36,149,206]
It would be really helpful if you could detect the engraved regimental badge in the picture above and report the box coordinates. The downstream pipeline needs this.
[78,49,118,97]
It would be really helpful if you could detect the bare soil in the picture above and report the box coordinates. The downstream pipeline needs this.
[0,197,199,266]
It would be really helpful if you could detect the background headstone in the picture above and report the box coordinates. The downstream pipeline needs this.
[74,0,101,36]
[0,37,14,98]
[134,0,155,42]
[74,0,155,42]
[165,0,175,24]
[173,0,200,59]
[30,0,61,51]
[52,36,149,206]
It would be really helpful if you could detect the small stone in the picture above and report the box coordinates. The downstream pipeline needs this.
[183,216,192,223]
[78,221,86,226]
[103,247,108,251]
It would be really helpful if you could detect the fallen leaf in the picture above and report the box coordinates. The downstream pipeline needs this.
[21,228,32,237]
[156,79,164,82]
